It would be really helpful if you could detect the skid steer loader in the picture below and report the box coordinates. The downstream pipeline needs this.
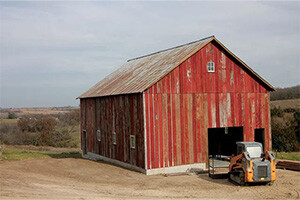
[228,142,276,185]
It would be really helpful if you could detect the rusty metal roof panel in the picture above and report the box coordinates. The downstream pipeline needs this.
[78,36,214,98]
[78,35,274,99]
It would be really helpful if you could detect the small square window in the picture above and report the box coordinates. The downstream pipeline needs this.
[130,135,136,149]
[97,130,101,142]
[112,132,116,145]
[207,62,215,72]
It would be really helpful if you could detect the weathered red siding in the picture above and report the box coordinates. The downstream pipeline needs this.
[80,94,145,168]
[144,42,271,169]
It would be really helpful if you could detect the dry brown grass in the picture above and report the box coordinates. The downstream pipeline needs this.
[270,98,300,109]
[0,107,79,118]
[11,107,75,116]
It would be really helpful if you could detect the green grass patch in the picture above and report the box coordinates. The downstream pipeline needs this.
[1,148,81,161]
[276,152,300,161]
[0,119,19,124]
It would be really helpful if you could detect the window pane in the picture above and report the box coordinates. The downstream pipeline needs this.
[246,146,262,158]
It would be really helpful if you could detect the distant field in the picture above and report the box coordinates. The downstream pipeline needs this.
[0,106,79,119]
[270,98,300,109]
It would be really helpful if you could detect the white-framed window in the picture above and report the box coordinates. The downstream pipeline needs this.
[112,132,116,145]
[96,130,101,142]
[130,135,136,149]
[207,61,215,72]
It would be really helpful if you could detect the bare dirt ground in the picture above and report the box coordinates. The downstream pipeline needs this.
[0,157,299,200]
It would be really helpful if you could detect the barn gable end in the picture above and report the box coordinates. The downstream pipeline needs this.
[145,41,269,94]
[144,41,272,171]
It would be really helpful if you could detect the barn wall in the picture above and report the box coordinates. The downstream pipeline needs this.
[80,93,145,169]
[144,42,271,170]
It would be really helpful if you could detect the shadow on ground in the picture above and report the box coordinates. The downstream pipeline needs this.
[197,173,273,187]
[197,173,233,186]
[46,152,82,159]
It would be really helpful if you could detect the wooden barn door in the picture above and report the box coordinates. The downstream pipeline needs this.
[82,130,87,155]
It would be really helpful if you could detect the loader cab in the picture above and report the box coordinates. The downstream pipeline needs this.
[236,142,263,158]
[230,142,275,185]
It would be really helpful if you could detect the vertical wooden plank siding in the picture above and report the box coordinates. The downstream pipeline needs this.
[85,98,95,153]
[144,42,271,169]
[80,94,145,169]
[80,99,86,151]
[145,93,150,169]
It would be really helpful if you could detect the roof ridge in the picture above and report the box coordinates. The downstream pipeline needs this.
[127,35,215,62]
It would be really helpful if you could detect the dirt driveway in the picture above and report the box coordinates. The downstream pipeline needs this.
[0,157,299,199]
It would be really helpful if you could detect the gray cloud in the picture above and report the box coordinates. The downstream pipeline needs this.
[0,1,299,107]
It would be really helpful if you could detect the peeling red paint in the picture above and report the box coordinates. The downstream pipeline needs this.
[144,43,272,169]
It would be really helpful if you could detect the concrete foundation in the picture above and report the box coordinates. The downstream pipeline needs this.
[82,152,206,175]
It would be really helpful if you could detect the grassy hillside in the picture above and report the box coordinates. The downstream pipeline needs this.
[0,119,19,124]
[1,148,81,161]
[276,152,300,161]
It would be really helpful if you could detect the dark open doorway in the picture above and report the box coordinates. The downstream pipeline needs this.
[255,128,265,151]
[208,127,243,156]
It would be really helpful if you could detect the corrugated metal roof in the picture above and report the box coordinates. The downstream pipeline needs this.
[78,36,274,99]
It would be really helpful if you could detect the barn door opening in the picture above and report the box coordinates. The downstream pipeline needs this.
[255,128,265,151]
[208,127,243,157]
[82,130,87,155]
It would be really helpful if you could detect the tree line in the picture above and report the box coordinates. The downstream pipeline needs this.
[270,85,300,101]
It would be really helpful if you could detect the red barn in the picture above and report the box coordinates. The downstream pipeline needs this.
[78,36,274,175]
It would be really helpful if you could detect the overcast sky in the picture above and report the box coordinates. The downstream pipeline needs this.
[0,1,299,108]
